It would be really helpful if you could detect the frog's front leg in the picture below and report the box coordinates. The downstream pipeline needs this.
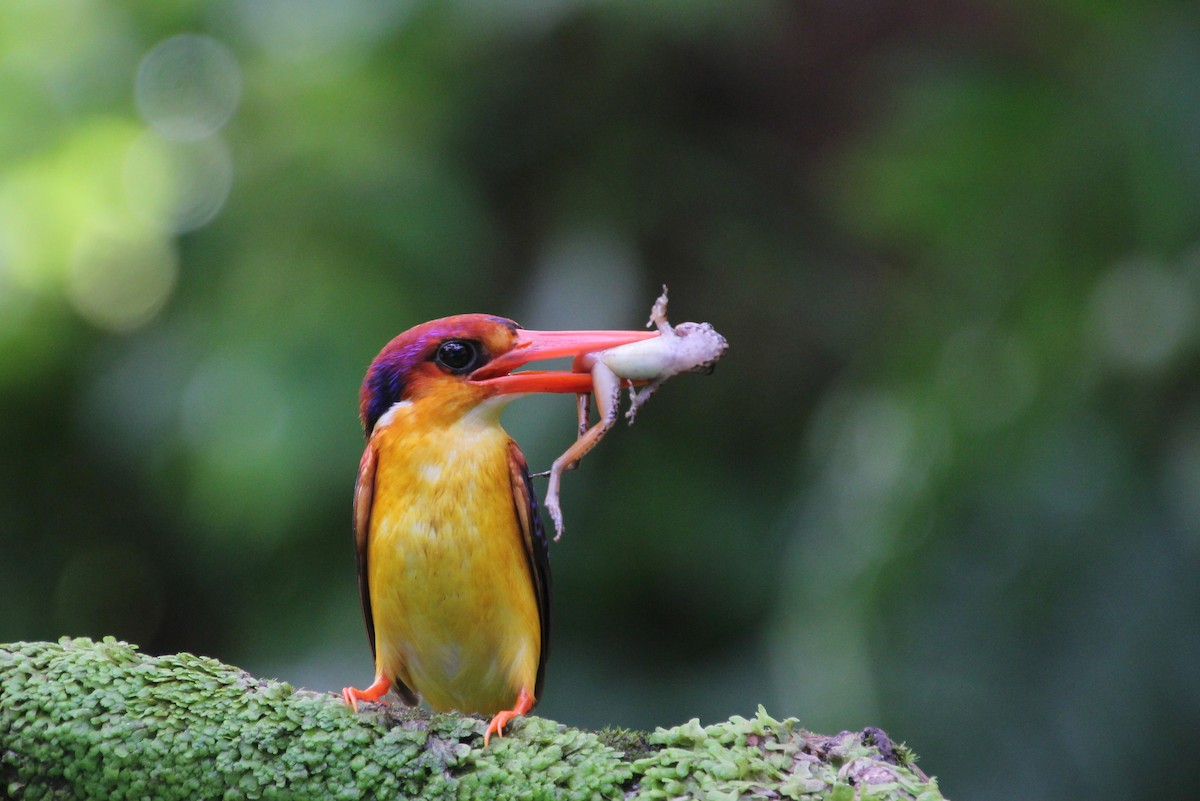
[544,359,622,541]
[626,375,667,423]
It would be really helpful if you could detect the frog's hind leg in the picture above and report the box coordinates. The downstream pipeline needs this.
[544,363,622,541]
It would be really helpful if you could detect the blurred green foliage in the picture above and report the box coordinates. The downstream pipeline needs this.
[2,2,1198,800]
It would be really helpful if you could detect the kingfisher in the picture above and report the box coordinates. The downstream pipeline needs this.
[341,314,657,745]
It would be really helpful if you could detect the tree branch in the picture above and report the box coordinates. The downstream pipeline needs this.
[1,638,944,800]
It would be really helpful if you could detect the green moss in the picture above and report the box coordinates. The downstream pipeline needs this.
[1,639,944,801]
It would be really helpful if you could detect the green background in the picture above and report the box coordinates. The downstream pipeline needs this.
[2,2,1198,799]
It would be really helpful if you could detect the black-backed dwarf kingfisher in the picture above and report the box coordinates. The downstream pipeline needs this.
[341,314,657,745]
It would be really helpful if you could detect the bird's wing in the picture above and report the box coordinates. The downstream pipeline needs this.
[354,439,418,705]
[507,441,552,702]
[353,443,378,659]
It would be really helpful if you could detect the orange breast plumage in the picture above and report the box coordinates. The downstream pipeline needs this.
[366,398,543,715]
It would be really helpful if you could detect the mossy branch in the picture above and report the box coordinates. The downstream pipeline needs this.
[1,638,944,800]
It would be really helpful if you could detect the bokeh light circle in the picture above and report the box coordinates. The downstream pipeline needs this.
[1087,257,1195,374]
[135,34,241,141]
[67,225,178,332]
[124,131,234,233]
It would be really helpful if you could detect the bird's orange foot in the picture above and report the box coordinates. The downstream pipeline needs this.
[483,687,535,747]
[341,674,390,711]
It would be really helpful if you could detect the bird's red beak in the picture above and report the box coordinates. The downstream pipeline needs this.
[471,328,658,395]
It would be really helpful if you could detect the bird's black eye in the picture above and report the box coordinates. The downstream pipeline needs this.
[434,339,483,374]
